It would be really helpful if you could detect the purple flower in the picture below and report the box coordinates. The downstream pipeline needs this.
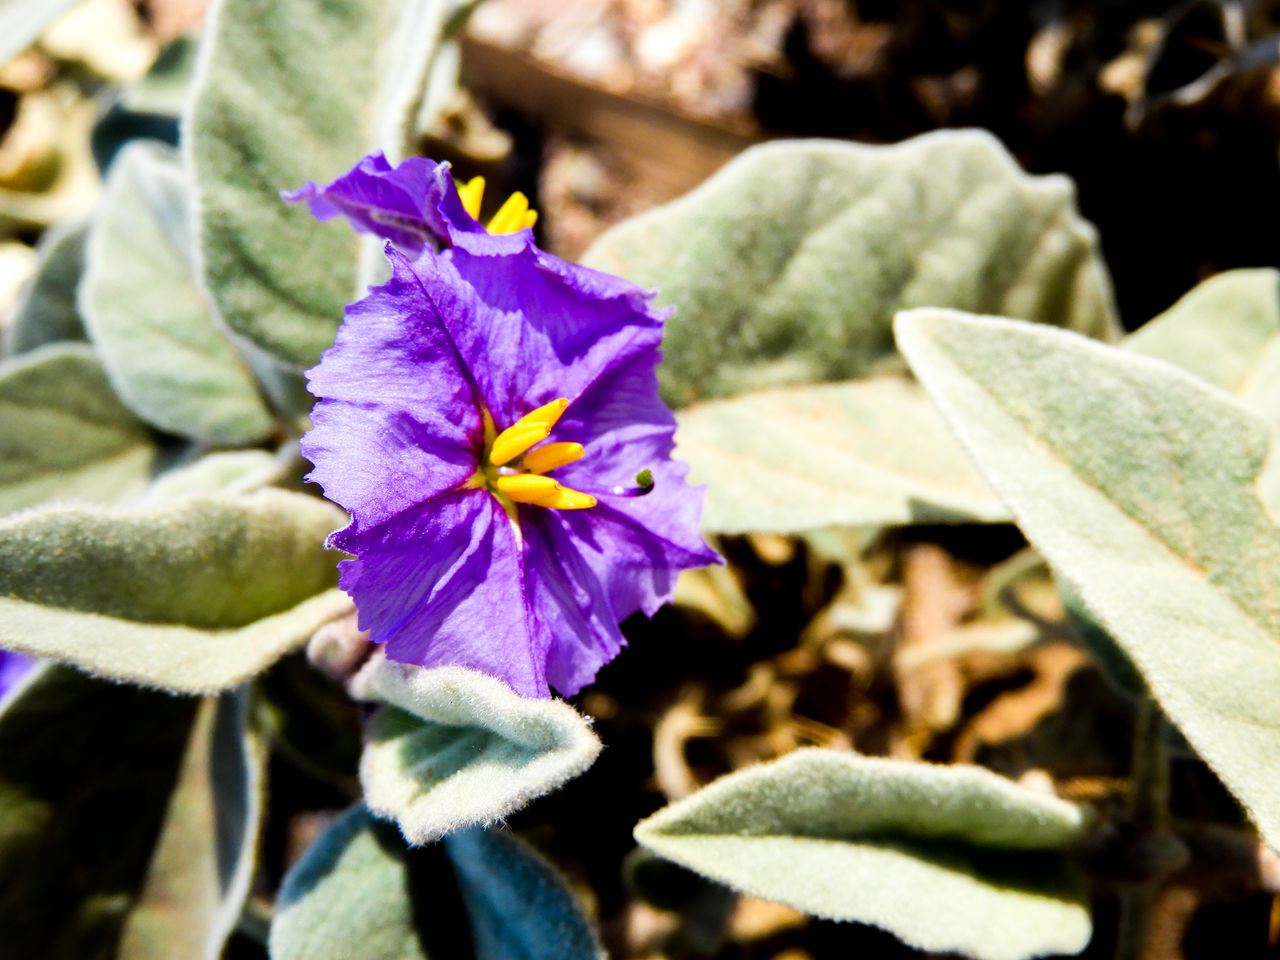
[0,651,34,700]
[294,155,717,698]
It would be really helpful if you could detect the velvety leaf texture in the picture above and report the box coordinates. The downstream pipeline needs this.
[117,690,265,960]
[0,343,155,515]
[0,490,350,691]
[636,749,1091,960]
[896,308,1280,854]
[583,130,1119,408]
[358,662,602,844]
[2,219,87,354]
[675,376,1007,533]
[1126,268,1280,422]
[81,140,274,444]
[0,664,199,959]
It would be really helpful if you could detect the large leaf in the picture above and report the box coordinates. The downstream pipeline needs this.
[270,807,599,960]
[583,130,1119,408]
[0,663,199,959]
[2,220,87,355]
[896,308,1280,854]
[117,689,266,960]
[1126,268,1280,421]
[676,376,1007,533]
[635,749,1091,960]
[0,0,83,67]
[185,0,465,368]
[0,490,350,692]
[0,343,155,516]
[81,141,274,444]
[358,661,602,844]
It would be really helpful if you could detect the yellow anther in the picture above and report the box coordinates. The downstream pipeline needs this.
[497,474,597,510]
[522,442,585,475]
[457,176,485,221]
[489,423,549,467]
[486,191,535,234]
[517,398,569,429]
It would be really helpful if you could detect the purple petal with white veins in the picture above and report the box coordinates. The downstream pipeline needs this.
[282,152,481,256]
[337,489,549,698]
[303,248,482,535]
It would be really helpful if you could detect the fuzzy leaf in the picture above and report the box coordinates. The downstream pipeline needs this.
[636,749,1090,960]
[0,490,349,692]
[584,131,1119,408]
[117,689,266,960]
[1126,268,1280,421]
[81,141,274,444]
[142,449,289,503]
[676,376,1007,533]
[186,0,466,368]
[2,220,86,354]
[358,662,602,844]
[0,663,199,958]
[0,343,155,515]
[896,308,1280,854]
[445,827,603,960]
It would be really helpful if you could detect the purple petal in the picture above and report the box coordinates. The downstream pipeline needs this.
[0,650,34,700]
[409,240,666,430]
[303,248,482,535]
[338,490,550,698]
[282,152,482,257]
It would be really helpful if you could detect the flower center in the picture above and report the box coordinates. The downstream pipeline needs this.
[473,399,597,511]
[457,176,538,234]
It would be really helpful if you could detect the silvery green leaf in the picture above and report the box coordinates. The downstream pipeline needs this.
[2,220,86,355]
[676,376,1007,533]
[0,663,199,958]
[117,689,266,960]
[635,749,1091,960]
[186,0,466,368]
[358,661,602,844]
[0,0,82,67]
[269,806,439,960]
[1126,268,1280,421]
[143,449,287,502]
[81,141,274,444]
[583,131,1119,408]
[0,490,350,692]
[0,343,155,515]
[271,807,601,960]
[445,827,603,960]
[896,308,1280,854]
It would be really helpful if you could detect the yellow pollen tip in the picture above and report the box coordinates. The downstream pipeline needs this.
[518,398,569,429]
[457,176,485,221]
[497,474,597,510]
[486,191,534,234]
[522,442,585,475]
[489,423,549,467]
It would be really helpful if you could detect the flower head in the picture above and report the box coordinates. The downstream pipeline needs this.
[293,154,717,698]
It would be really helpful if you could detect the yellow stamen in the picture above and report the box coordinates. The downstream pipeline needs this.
[489,423,549,467]
[486,192,535,234]
[457,176,485,221]
[518,398,569,429]
[497,474,597,509]
[522,442,585,475]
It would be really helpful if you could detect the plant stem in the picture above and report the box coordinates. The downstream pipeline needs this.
[1114,697,1171,960]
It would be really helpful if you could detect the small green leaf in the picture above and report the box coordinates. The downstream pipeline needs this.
[143,449,288,502]
[583,131,1119,408]
[2,219,87,355]
[636,749,1091,960]
[1126,268,1280,421]
[117,689,266,960]
[896,308,1280,854]
[0,343,155,515]
[358,661,601,844]
[81,141,274,444]
[445,827,603,960]
[676,376,1007,533]
[270,806,442,960]
[0,664,199,959]
[0,490,350,692]
[186,0,467,368]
